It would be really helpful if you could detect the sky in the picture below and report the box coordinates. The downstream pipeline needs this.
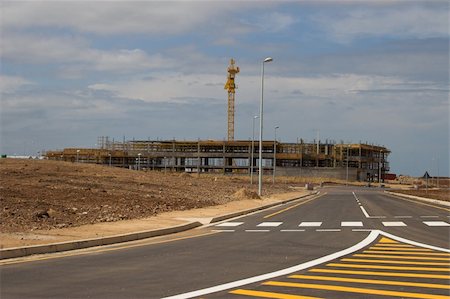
[0,1,448,177]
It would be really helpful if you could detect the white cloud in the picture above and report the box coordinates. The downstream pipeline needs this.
[87,72,421,105]
[1,33,175,74]
[0,75,34,93]
[313,5,449,42]
[2,1,257,35]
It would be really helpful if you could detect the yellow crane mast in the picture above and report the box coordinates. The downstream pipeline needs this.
[224,58,240,141]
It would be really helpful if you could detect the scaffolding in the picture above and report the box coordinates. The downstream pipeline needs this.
[46,137,390,182]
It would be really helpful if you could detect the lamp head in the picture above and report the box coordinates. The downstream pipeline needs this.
[264,57,273,63]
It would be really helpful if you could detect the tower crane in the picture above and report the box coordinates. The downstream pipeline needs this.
[224,58,240,141]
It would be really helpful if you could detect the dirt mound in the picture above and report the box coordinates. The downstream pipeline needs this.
[233,188,261,200]
[0,159,289,233]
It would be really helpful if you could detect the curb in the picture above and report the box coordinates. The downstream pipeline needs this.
[384,191,450,207]
[0,221,202,260]
[0,191,318,260]
[210,191,318,223]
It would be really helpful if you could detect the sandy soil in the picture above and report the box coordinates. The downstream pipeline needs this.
[0,191,308,248]
[0,158,310,248]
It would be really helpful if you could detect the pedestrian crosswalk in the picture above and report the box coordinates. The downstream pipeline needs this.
[213,220,450,232]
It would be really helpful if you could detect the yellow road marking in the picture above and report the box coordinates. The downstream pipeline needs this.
[363,250,450,256]
[263,281,450,299]
[368,246,433,252]
[374,243,415,248]
[353,253,450,261]
[289,274,450,290]
[310,268,450,279]
[386,193,450,212]
[341,258,450,266]
[379,237,398,243]
[263,193,325,219]
[327,262,450,272]
[0,231,218,266]
[230,289,322,299]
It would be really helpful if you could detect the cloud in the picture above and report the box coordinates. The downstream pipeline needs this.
[313,4,449,42]
[256,12,297,32]
[2,2,257,36]
[1,33,175,75]
[0,75,34,93]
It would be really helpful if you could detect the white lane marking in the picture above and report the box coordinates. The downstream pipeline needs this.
[215,222,243,227]
[212,230,235,233]
[355,192,386,219]
[341,221,363,227]
[359,206,370,218]
[379,231,450,253]
[316,229,341,232]
[382,221,407,227]
[421,216,440,218]
[280,229,306,232]
[162,230,380,299]
[299,222,322,227]
[257,222,283,227]
[423,221,450,227]
[245,230,270,232]
[352,229,373,232]
[394,216,413,218]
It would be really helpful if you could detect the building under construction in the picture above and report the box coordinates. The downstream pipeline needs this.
[46,137,390,182]
[45,59,390,182]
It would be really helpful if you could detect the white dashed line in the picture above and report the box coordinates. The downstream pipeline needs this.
[423,221,450,227]
[215,222,243,227]
[316,229,341,232]
[382,221,407,227]
[280,229,306,232]
[299,222,322,227]
[394,216,412,218]
[341,221,363,227]
[245,230,270,232]
[420,216,440,218]
[257,222,283,227]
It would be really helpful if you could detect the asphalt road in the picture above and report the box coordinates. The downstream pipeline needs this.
[1,187,449,299]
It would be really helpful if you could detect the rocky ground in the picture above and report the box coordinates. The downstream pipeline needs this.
[0,159,296,233]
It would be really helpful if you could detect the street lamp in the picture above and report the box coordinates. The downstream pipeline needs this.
[250,115,258,185]
[108,153,112,167]
[76,149,80,163]
[346,145,349,186]
[258,57,273,196]
[273,126,279,184]
[379,150,383,186]
[137,153,141,170]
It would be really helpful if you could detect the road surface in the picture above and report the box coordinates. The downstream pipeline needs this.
[1,187,449,298]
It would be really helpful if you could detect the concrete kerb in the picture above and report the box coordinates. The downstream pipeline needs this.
[0,221,202,260]
[0,191,319,260]
[384,191,450,207]
[210,191,318,223]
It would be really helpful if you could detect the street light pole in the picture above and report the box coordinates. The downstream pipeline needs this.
[108,153,112,167]
[76,149,80,163]
[137,153,141,170]
[250,115,258,185]
[258,57,273,196]
[273,126,279,184]
[379,150,383,186]
[346,145,349,186]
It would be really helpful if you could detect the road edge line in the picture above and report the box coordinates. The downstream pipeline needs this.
[162,230,380,299]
